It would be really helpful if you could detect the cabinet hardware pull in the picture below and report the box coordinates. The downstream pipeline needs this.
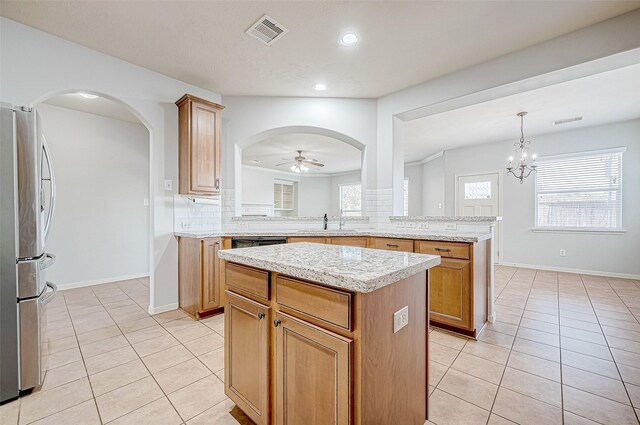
[257,312,265,319]
[434,248,451,252]
[386,244,399,248]
[215,178,220,189]
[273,319,281,327]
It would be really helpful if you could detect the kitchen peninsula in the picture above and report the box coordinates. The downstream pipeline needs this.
[217,242,440,425]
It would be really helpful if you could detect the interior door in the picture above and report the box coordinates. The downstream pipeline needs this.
[456,172,500,263]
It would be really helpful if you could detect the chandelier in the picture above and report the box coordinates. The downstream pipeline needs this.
[507,112,537,184]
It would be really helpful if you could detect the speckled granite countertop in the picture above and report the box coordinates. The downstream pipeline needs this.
[175,229,491,243]
[217,242,441,293]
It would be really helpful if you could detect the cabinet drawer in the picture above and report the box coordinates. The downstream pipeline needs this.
[329,237,367,247]
[415,240,470,259]
[276,276,352,331]
[225,263,270,300]
[287,236,327,244]
[369,237,414,252]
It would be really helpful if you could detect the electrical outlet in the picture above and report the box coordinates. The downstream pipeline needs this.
[238,222,248,229]
[444,223,457,231]
[164,180,173,191]
[393,306,409,333]
[438,203,443,209]
[143,198,149,206]
[559,249,566,257]
[418,223,429,230]
[406,222,416,228]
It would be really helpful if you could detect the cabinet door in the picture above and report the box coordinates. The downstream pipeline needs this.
[189,101,220,194]
[429,258,472,331]
[329,237,367,247]
[287,237,327,244]
[369,237,414,252]
[201,239,220,311]
[274,312,351,425]
[225,291,270,425]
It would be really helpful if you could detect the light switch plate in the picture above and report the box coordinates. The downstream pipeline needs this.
[164,180,173,191]
[393,306,409,333]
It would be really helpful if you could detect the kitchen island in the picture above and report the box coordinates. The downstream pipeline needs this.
[217,242,440,425]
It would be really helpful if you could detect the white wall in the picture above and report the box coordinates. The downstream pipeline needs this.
[404,164,423,216]
[38,104,149,286]
[422,155,446,216]
[433,120,640,276]
[1,18,222,312]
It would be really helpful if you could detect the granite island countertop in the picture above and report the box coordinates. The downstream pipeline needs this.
[217,242,441,293]
[175,229,491,243]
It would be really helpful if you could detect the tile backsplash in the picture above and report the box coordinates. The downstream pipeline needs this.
[173,194,222,233]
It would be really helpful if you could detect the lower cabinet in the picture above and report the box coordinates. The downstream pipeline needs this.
[328,236,367,247]
[368,237,414,252]
[274,311,351,425]
[428,258,472,331]
[225,291,270,425]
[178,237,222,318]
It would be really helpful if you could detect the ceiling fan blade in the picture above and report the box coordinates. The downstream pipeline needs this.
[275,162,291,167]
[302,160,324,167]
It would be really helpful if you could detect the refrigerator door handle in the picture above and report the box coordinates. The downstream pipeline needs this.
[42,136,56,240]
[41,253,56,270]
[41,282,57,305]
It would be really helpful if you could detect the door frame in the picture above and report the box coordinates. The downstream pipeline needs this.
[454,170,503,264]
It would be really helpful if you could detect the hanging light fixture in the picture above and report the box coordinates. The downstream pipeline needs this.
[290,163,309,173]
[507,112,537,184]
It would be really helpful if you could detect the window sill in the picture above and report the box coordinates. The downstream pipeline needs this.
[531,227,626,235]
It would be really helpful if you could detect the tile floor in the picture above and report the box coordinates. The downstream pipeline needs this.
[1,267,640,424]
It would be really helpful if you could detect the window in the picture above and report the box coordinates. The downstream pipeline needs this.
[403,179,409,216]
[464,181,491,200]
[535,148,624,230]
[339,183,361,216]
[274,180,295,210]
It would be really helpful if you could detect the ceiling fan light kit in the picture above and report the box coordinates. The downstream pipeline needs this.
[276,150,324,173]
[507,112,538,184]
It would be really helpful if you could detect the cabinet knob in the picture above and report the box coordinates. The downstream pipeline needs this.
[257,312,265,319]
[273,319,281,327]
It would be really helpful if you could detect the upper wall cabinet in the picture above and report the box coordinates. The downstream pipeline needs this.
[176,94,225,195]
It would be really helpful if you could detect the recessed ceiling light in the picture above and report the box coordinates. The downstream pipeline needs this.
[77,92,98,99]
[314,83,327,91]
[340,33,359,46]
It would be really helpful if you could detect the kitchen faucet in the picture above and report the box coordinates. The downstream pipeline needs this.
[323,213,328,230]
[339,209,345,230]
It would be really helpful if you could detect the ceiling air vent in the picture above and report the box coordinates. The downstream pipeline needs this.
[554,116,583,125]
[246,15,289,46]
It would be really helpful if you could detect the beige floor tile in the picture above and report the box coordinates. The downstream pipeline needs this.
[182,332,224,356]
[132,334,180,357]
[523,310,559,325]
[89,359,150,396]
[430,330,468,350]
[429,361,448,388]
[429,342,460,367]
[428,389,490,425]
[76,325,122,346]
[563,365,630,405]
[618,364,640,386]
[168,375,227,421]
[29,400,100,425]
[47,346,83,369]
[487,414,517,424]
[607,335,640,354]
[561,336,613,360]
[492,387,562,425]
[500,367,562,407]
[0,398,20,425]
[153,358,212,394]
[451,352,505,385]
[478,329,514,349]
[117,317,158,333]
[627,383,640,408]
[560,326,607,345]
[602,325,640,342]
[80,334,130,359]
[85,345,139,375]
[199,346,225,373]
[215,369,224,383]
[47,336,78,354]
[507,350,561,382]
[124,324,169,344]
[462,340,510,364]
[611,347,640,368]
[142,344,194,373]
[563,385,638,425]
[95,376,164,423]
[517,327,560,347]
[486,321,519,336]
[519,317,559,334]
[437,368,498,410]
[561,349,620,379]
[171,323,216,343]
[108,397,182,425]
[560,317,602,333]
[186,398,255,425]
[152,309,189,324]
[19,378,93,425]
[512,338,560,362]
[563,411,601,425]
[41,360,87,391]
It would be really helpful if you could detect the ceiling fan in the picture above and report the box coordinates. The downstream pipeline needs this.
[275,150,324,173]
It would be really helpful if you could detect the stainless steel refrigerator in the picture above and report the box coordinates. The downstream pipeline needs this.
[1,104,57,403]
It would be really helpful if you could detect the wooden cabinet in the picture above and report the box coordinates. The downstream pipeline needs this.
[178,237,222,318]
[225,291,270,425]
[368,237,414,252]
[415,240,487,337]
[329,236,367,247]
[176,94,224,195]
[287,236,327,244]
[274,311,351,425]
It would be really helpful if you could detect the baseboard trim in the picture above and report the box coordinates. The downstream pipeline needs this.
[56,273,150,291]
[148,303,179,315]
[500,262,640,280]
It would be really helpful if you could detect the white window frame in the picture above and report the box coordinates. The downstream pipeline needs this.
[533,147,626,234]
[339,183,362,216]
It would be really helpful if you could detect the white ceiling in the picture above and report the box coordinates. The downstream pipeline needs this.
[43,93,141,123]
[242,133,361,175]
[2,2,638,98]
[403,63,640,163]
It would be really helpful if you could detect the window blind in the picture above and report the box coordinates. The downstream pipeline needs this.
[535,149,624,229]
